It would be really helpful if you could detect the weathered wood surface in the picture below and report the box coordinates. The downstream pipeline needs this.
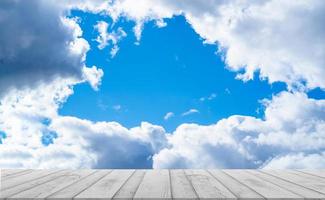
[1,169,325,199]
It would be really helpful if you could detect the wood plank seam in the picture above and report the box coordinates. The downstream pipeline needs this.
[221,170,267,200]
[71,170,113,199]
[111,170,137,199]
[246,170,309,198]
[111,170,146,199]
[2,170,325,199]
[1,169,63,191]
[2,169,68,198]
[133,170,171,199]
[43,170,99,199]
[131,170,147,199]
[182,169,199,199]
[206,170,239,199]
[295,170,325,180]
[2,169,33,179]
[1,169,64,199]
[132,171,147,199]
[168,170,174,200]
[1,169,31,178]
[259,170,325,196]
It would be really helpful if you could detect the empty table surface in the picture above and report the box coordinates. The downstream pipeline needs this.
[1,169,325,199]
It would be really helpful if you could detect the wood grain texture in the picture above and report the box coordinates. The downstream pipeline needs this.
[112,170,146,200]
[296,169,325,179]
[170,169,198,199]
[1,169,31,178]
[8,170,94,199]
[0,170,70,199]
[262,170,325,195]
[1,169,32,179]
[1,169,325,200]
[223,169,303,199]
[75,169,134,200]
[208,169,264,200]
[185,169,236,199]
[133,169,172,200]
[1,169,60,190]
[250,170,325,199]
[47,170,111,200]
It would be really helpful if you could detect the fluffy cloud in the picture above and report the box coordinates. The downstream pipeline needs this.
[0,80,168,168]
[153,92,325,169]
[200,93,217,102]
[104,0,325,90]
[94,21,127,57]
[263,153,325,169]
[182,109,199,116]
[82,66,104,90]
[0,0,103,95]
[1,82,324,169]
[0,0,324,169]
[164,112,174,120]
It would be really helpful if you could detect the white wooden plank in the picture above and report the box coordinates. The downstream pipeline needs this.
[0,169,30,177]
[223,170,303,199]
[250,170,325,199]
[112,170,146,200]
[1,169,60,190]
[170,169,198,199]
[208,170,264,200]
[1,169,33,179]
[185,169,236,199]
[2,169,325,200]
[75,169,134,200]
[297,169,325,179]
[47,170,111,200]
[0,170,70,198]
[8,170,94,199]
[133,169,171,199]
[263,170,325,195]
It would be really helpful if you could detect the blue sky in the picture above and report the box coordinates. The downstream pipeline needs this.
[1,0,325,169]
[60,12,289,132]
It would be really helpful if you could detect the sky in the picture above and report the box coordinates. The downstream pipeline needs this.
[60,12,287,132]
[0,0,325,169]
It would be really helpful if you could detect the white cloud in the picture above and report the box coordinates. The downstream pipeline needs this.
[100,0,325,90]
[164,112,174,120]
[94,21,110,49]
[113,104,122,111]
[153,92,325,169]
[0,80,324,169]
[182,109,199,116]
[0,0,102,95]
[0,0,325,170]
[262,153,325,169]
[200,93,217,102]
[94,21,127,57]
[82,66,104,90]
[0,80,169,168]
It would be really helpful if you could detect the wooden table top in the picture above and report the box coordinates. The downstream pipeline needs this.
[1,169,325,199]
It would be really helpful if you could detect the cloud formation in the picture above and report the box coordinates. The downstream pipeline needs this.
[200,93,217,102]
[1,80,324,169]
[0,80,168,168]
[182,109,199,116]
[164,112,174,120]
[0,0,103,95]
[105,0,325,90]
[94,21,127,57]
[154,92,325,169]
[0,0,324,170]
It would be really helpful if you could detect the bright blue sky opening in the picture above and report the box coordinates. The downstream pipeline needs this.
[59,11,324,132]
[41,131,58,146]
[0,131,7,144]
